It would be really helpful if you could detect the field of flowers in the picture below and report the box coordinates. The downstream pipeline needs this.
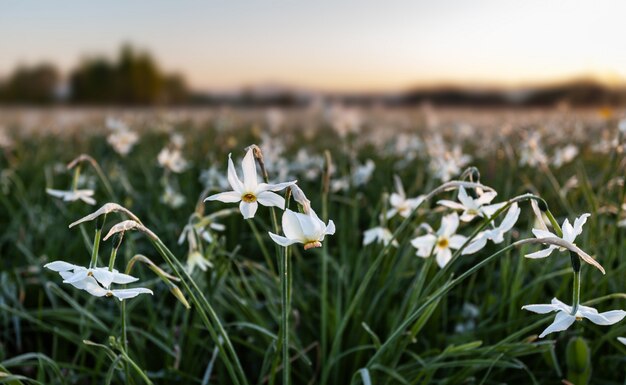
[0,106,625,384]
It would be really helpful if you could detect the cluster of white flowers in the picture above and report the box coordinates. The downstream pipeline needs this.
[205,147,335,250]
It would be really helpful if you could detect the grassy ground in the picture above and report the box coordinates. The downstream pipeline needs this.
[0,107,625,384]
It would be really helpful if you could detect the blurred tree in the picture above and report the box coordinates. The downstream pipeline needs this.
[69,44,189,105]
[0,63,59,104]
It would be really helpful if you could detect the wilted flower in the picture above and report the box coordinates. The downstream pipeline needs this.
[269,208,335,250]
[386,176,424,219]
[462,202,520,254]
[522,297,626,338]
[204,148,296,219]
[438,186,504,222]
[46,188,96,205]
[411,212,467,268]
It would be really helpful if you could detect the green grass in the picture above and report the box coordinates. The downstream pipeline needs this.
[1,109,625,384]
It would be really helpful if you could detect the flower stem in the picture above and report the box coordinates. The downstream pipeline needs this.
[544,210,563,238]
[571,253,582,315]
[281,245,291,385]
[88,214,106,269]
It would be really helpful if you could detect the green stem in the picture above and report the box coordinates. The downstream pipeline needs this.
[121,300,131,384]
[72,165,81,191]
[544,210,563,238]
[281,245,291,385]
[88,215,106,269]
[571,268,581,315]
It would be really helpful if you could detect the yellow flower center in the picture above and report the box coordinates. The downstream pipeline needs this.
[242,193,257,203]
[437,237,449,249]
[105,291,113,297]
[304,241,322,250]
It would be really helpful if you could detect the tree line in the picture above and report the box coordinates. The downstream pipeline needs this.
[0,45,189,105]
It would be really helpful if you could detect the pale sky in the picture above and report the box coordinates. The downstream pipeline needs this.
[1,0,625,92]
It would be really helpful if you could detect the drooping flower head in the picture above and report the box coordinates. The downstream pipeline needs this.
[269,208,335,250]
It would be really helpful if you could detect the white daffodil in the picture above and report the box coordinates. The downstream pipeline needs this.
[438,186,505,222]
[618,337,626,345]
[462,203,520,255]
[525,213,590,259]
[45,261,138,288]
[522,297,626,338]
[269,208,335,250]
[44,261,152,301]
[186,250,213,273]
[552,145,579,168]
[158,148,188,173]
[386,176,424,219]
[46,188,96,205]
[204,148,296,219]
[363,226,397,247]
[107,128,139,157]
[411,213,467,268]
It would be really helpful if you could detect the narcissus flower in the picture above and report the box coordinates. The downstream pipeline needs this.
[386,176,424,219]
[363,226,397,247]
[462,203,520,255]
[525,213,590,259]
[44,261,152,301]
[204,148,296,219]
[411,212,467,268]
[438,186,504,222]
[269,209,335,250]
[522,297,626,338]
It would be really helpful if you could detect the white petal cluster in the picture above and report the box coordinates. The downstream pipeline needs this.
[44,261,152,301]
[205,148,296,219]
[462,203,520,254]
[411,212,467,268]
[386,176,424,219]
[269,209,335,250]
[438,187,505,222]
[525,213,590,259]
[522,297,626,338]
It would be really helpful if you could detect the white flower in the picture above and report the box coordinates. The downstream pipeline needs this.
[363,226,397,247]
[618,337,626,345]
[46,188,96,205]
[519,132,548,167]
[269,208,335,250]
[204,148,296,219]
[411,213,467,268]
[552,145,579,168]
[386,176,424,219]
[525,213,590,259]
[107,129,139,157]
[158,148,188,173]
[438,186,505,222]
[522,297,626,338]
[462,203,520,255]
[186,250,213,272]
[44,261,152,301]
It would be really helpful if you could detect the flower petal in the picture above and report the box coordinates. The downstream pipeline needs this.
[437,200,466,211]
[538,311,576,338]
[227,153,244,193]
[618,337,626,345]
[44,261,78,272]
[440,212,459,237]
[499,203,521,232]
[325,219,336,236]
[461,235,487,255]
[269,232,300,247]
[111,288,153,301]
[91,269,115,288]
[256,191,285,209]
[448,234,467,249]
[573,213,590,237]
[256,180,297,193]
[475,191,498,206]
[522,303,560,314]
[281,209,305,241]
[241,148,258,192]
[239,201,258,219]
[580,308,626,326]
[435,247,452,268]
[457,187,474,208]
[525,247,556,259]
[63,270,90,284]
[205,191,242,203]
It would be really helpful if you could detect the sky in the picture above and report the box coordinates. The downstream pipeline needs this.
[1,0,626,92]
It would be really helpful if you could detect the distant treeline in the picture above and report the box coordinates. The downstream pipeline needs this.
[2,46,626,107]
[0,45,189,105]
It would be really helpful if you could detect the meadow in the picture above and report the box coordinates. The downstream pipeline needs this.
[0,105,625,384]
